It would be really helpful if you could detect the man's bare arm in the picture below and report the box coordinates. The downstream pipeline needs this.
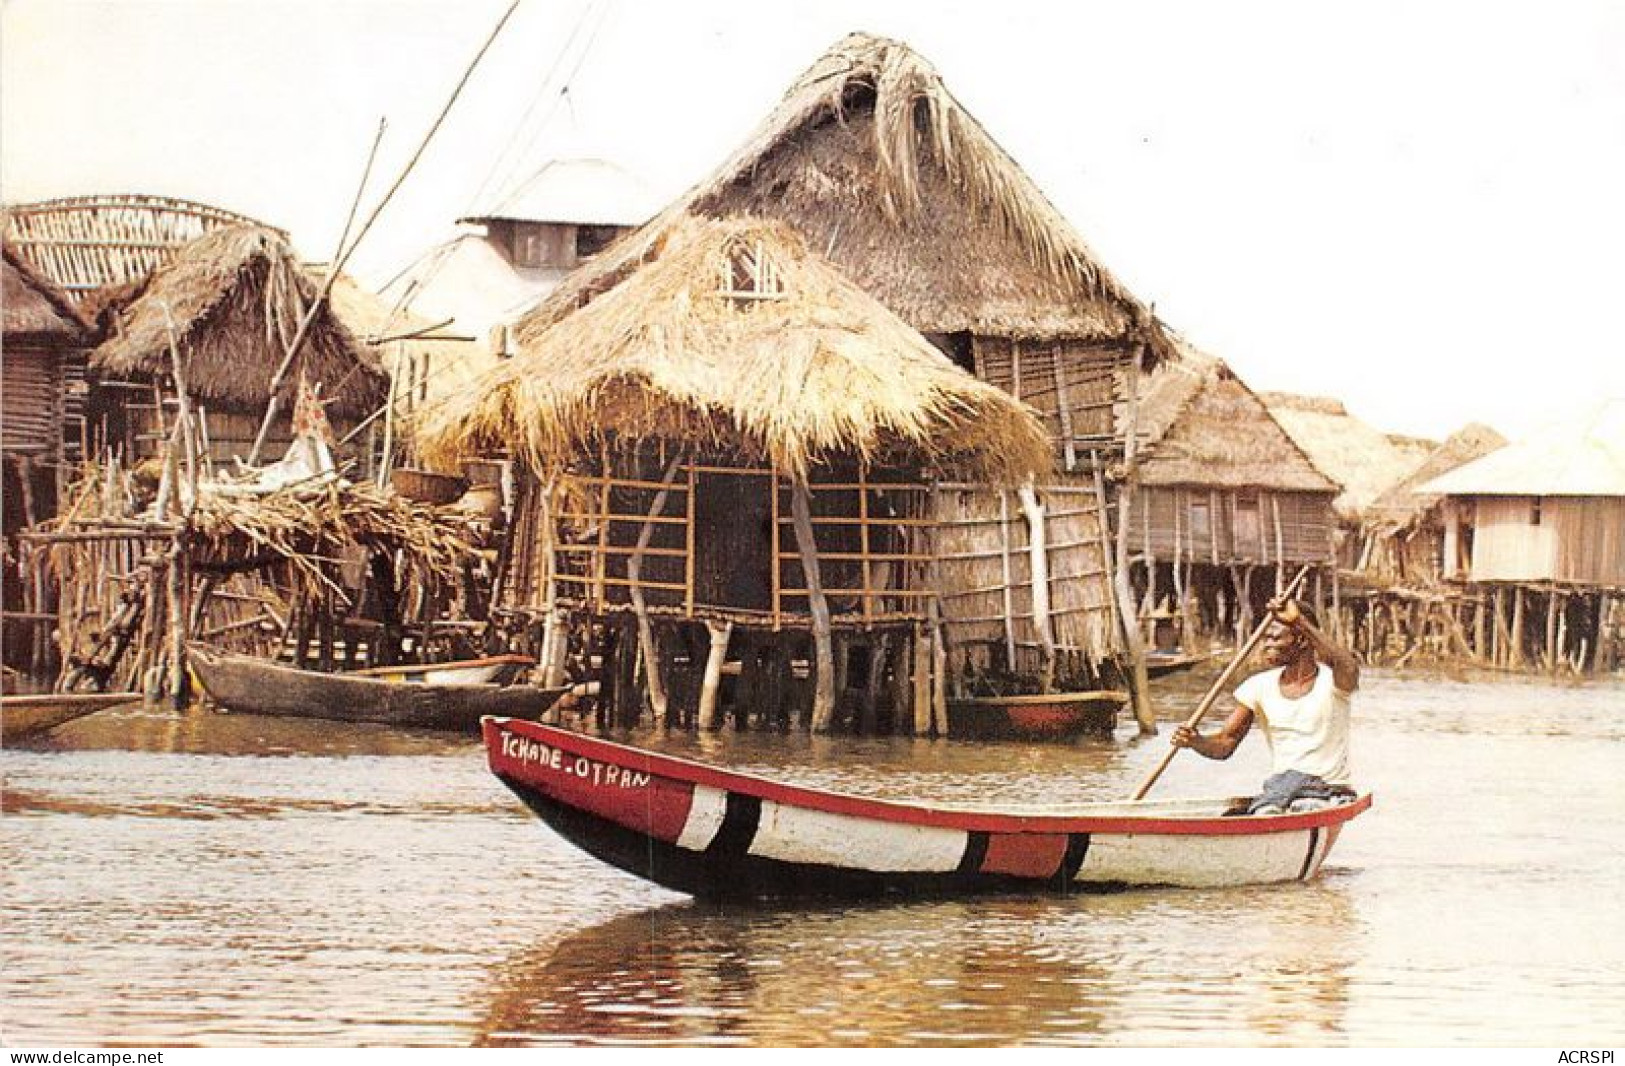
[1171,704,1254,760]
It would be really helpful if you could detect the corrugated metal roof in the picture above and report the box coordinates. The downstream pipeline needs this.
[1418,400,1625,497]
[459,158,656,227]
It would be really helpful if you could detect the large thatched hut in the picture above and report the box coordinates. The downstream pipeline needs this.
[420,214,1052,734]
[86,225,389,466]
[1125,351,1339,647]
[490,33,1173,722]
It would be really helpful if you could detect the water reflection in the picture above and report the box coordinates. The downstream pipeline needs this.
[475,881,1359,1046]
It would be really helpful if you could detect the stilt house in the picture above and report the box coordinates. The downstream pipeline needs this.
[1125,352,1339,646]
[472,33,1175,720]
[86,225,389,466]
[419,215,1052,734]
[1260,392,1437,573]
[1365,423,1507,585]
[1415,401,1625,674]
[381,158,655,351]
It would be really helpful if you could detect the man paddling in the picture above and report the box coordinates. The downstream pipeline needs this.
[1171,598,1358,814]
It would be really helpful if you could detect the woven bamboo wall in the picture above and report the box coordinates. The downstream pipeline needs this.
[933,477,1120,677]
[972,337,1124,469]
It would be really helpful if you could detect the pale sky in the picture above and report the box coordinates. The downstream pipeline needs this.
[4,0,1623,442]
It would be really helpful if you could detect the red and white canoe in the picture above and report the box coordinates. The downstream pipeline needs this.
[484,717,1372,900]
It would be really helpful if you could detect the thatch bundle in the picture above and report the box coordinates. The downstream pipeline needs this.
[183,481,481,601]
[524,33,1168,351]
[89,225,388,420]
[2,245,89,339]
[417,215,1052,485]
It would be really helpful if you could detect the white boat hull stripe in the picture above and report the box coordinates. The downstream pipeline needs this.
[1076,829,1315,888]
[749,799,968,873]
[676,785,729,851]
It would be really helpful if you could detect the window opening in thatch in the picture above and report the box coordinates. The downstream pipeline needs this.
[1530,498,1543,526]
[719,239,785,306]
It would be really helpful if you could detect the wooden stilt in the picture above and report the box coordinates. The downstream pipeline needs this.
[929,600,949,736]
[791,479,836,733]
[912,624,932,736]
[887,633,912,735]
[697,620,733,730]
[862,635,888,735]
[1512,586,1526,669]
[628,457,682,723]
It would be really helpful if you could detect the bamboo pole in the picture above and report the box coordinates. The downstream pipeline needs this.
[999,489,1016,668]
[1113,343,1156,734]
[770,470,782,630]
[791,479,836,733]
[911,624,932,735]
[249,2,517,463]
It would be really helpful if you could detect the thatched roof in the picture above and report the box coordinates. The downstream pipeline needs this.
[1261,392,1436,520]
[519,33,1169,354]
[1369,423,1507,526]
[89,226,388,421]
[417,215,1052,484]
[1133,348,1337,493]
[1418,401,1625,497]
[2,244,89,340]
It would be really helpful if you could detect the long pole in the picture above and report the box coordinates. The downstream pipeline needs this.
[1130,565,1311,801]
[247,0,521,464]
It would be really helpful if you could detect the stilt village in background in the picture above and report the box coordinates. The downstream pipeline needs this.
[5,34,1624,743]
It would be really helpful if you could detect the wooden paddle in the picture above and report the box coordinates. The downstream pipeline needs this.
[1129,565,1312,801]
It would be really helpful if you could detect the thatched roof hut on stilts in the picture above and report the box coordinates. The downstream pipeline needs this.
[487,32,1175,730]
[418,214,1051,735]
[85,224,389,469]
[1126,348,1339,652]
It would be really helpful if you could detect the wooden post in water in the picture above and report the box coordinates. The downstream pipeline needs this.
[911,624,932,736]
[697,620,733,730]
[628,458,682,723]
[1512,586,1527,670]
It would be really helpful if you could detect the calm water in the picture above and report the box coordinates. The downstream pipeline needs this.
[4,667,1623,1046]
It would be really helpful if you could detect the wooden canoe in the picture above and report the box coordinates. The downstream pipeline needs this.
[2,692,141,741]
[188,645,563,731]
[1144,650,1210,679]
[946,690,1127,741]
[484,717,1373,901]
[351,653,535,686]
